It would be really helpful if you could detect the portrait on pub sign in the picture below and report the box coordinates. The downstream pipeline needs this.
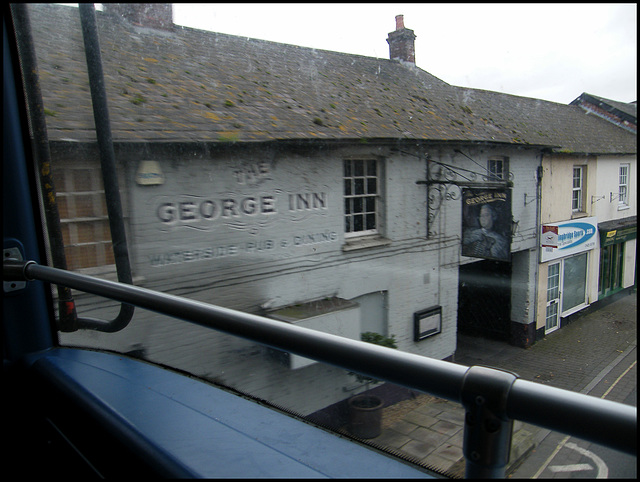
[461,189,511,261]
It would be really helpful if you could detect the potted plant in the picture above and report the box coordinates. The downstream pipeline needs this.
[347,332,397,439]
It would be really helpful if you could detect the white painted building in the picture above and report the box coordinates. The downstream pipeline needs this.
[118,139,541,414]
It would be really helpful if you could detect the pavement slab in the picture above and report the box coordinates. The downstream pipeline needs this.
[369,290,636,478]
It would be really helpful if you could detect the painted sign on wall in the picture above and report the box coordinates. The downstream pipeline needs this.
[131,156,341,275]
[540,217,597,262]
[154,191,326,231]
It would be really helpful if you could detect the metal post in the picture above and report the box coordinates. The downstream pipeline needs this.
[461,365,518,478]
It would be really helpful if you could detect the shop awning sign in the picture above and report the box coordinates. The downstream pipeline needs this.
[540,217,597,262]
[599,225,637,247]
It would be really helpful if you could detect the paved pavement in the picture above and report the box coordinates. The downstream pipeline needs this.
[370,290,637,478]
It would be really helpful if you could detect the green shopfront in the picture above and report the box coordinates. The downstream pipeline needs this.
[597,216,637,299]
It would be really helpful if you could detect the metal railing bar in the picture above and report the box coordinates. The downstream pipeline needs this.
[4,260,637,463]
[7,260,468,402]
[507,378,635,454]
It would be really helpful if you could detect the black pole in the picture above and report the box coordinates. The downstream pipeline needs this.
[77,3,134,332]
[9,4,80,332]
[461,366,517,478]
[9,4,135,333]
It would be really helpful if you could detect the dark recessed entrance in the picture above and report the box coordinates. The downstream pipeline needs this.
[457,259,512,341]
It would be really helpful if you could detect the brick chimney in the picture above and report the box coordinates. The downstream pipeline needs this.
[106,4,173,31]
[386,15,416,64]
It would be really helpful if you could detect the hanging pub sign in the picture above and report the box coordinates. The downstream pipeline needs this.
[461,188,512,262]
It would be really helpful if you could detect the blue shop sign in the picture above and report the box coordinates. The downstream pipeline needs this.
[540,217,597,262]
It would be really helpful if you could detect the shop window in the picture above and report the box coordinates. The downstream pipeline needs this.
[561,252,588,314]
[599,243,625,297]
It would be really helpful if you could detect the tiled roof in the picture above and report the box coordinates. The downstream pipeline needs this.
[451,88,637,154]
[572,93,637,121]
[28,4,636,154]
[570,93,636,136]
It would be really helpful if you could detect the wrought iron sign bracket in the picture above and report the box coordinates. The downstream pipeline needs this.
[416,180,509,188]
[416,158,512,238]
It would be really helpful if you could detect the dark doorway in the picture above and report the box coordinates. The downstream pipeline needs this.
[457,260,512,340]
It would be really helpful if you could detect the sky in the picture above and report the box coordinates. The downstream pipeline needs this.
[168,3,637,105]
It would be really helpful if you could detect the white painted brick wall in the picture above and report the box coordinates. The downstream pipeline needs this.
[61,142,541,414]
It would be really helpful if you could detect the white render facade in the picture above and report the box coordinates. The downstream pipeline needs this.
[60,140,540,415]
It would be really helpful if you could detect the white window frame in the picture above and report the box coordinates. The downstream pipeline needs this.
[618,163,629,207]
[572,166,585,212]
[545,262,561,334]
[344,159,380,238]
[488,157,508,181]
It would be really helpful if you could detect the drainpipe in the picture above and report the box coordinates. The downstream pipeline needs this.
[533,155,543,342]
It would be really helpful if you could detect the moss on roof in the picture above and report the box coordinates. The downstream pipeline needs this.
[28,4,635,154]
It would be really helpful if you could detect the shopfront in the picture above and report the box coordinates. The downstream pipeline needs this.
[540,217,598,334]
[597,217,637,299]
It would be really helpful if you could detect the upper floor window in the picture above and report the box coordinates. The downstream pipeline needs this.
[572,166,585,212]
[488,157,509,181]
[344,159,379,237]
[618,163,629,207]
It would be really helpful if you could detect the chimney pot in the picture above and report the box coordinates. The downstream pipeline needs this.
[387,15,416,64]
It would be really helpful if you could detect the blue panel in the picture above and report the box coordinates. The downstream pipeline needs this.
[3,19,54,360]
[27,348,433,478]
